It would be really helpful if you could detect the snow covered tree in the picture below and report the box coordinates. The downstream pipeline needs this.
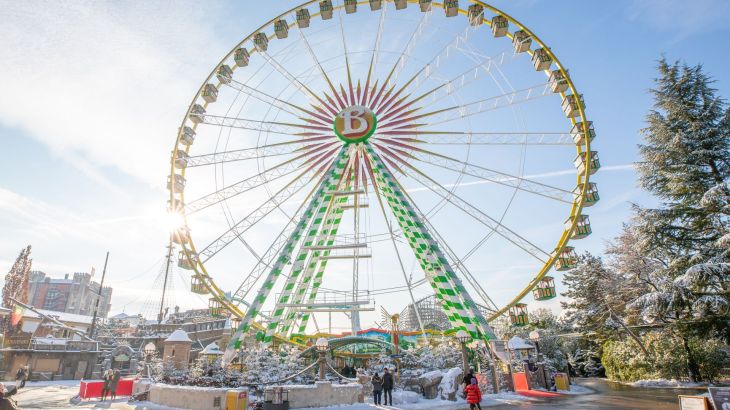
[2,245,32,335]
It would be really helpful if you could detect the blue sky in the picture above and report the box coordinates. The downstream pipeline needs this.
[1,0,729,324]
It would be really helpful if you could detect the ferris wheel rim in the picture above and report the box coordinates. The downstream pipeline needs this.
[167,0,595,338]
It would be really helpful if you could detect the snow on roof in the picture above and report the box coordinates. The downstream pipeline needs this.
[111,313,130,320]
[165,329,192,343]
[201,342,223,355]
[33,336,68,345]
[507,336,534,350]
[32,309,93,325]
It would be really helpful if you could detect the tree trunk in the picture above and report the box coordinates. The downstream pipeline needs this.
[681,335,701,382]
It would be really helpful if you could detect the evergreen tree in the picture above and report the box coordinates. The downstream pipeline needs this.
[2,245,32,335]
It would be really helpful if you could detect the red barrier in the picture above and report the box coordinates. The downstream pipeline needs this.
[79,378,135,399]
[512,372,529,391]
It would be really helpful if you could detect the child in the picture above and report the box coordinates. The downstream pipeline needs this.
[464,378,482,410]
[371,372,383,405]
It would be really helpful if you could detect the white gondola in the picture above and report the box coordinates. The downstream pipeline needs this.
[491,15,508,37]
[202,83,218,103]
[419,0,432,12]
[296,8,311,28]
[561,94,585,118]
[172,226,191,245]
[216,65,233,84]
[565,215,591,239]
[468,4,483,26]
[179,126,196,146]
[173,149,189,170]
[444,0,458,17]
[574,151,600,175]
[254,32,268,51]
[234,47,250,67]
[189,104,205,124]
[320,0,333,20]
[394,0,407,10]
[573,182,599,207]
[513,30,531,53]
[178,251,198,270]
[274,19,289,39]
[531,48,552,71]
[167,174,186,192]
[549,69,568,93]
[570,121,595,145]
[344,0,357,13]
[370,0,382,11]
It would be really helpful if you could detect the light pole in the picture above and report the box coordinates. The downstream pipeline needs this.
[529,330,541,360]
[315,337,329,381]
[143,342,156,378]
[456,330,471,376]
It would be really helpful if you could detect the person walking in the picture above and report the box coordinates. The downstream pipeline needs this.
[110,368,121,400]
[14,366,27,389]
[382,367,394,406]
[371,372,383,405]
[101,369,113,401]
[464,378,482,410]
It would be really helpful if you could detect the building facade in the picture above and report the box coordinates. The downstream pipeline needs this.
[28,271,113,318]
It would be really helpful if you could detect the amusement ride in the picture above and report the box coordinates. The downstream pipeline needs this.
[165,0,599,363]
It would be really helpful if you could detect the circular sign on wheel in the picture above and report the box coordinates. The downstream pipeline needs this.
[333,105,377,144]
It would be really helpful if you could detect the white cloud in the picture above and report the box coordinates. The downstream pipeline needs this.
[627,0,730,41]
[0,2,226,187]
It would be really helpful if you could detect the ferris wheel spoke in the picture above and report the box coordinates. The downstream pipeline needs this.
[198,113,332,136]
[336,6,356,107]
[224,76,330,125]
[360,1,387,105]
[185,137,334,168]
[379,82,551,129]
[376,139,573,203]
[185,145,337,215]
[375,144,550,263]
[378,131,574,146]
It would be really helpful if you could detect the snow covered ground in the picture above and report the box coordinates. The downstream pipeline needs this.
[557,383,595,395]
[629,379,709,388]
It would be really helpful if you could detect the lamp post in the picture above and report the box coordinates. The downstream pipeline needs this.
[315,337,329,381]
[455,330,471,375]
[143,342,156,378]
[528,330,541,360]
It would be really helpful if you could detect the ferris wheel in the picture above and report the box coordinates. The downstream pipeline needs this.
[167,0,599,356]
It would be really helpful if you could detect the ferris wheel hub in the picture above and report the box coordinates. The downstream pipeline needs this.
[333,104,377,144]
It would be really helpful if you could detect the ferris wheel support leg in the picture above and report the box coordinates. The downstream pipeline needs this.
[222,147,349,366]
[364,144,496,343]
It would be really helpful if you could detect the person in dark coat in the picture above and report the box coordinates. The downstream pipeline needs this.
[382,368,394,406]
[101,369,113,401]
[14,367,27,389]
[110,369,121,400]
[464,378,482,410]
[0,383,19,410]
[371,372,383,405]
[463,369,475,389]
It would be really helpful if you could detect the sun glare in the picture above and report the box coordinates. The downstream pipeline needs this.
[165,210,185,232]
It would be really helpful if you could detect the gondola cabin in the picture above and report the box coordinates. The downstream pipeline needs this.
[509,303,529,326]
[394,0,407,10]
[202,83,218,103]
[491,15,508,37]
[512,30,531,53]
[216,65,233,84]
[168,198,184,214]
[189,104,205,124]
[562,94,585,118]
[167,174,186,192]
[566,215,592,239]
[533,276,556,301]
[296,8,311,28]
[190,276,207,294]
[549,70,568,93]
[344,0,357,14]
[419,0,432,12]
[571,121,595,145]
[274,19,289,39]
[531,48,552,71]
[468,4,484,26]
[574,182,599,207]
[320,0,333,20]
[554,246,577,271]
[370,0,382,11]
[178,251,198,270]
[444,0,458,17]
[179,126,195,146]
[209,298,224,317]
[172,226,191,245]
[234,47,250,67]
[173,149,189,170]
[254,32,268,51]
[574,150,600,175]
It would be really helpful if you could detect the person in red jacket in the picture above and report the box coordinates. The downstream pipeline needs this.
[464,378,482,410]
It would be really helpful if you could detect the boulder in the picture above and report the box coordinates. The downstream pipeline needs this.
[437,367,463,401]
